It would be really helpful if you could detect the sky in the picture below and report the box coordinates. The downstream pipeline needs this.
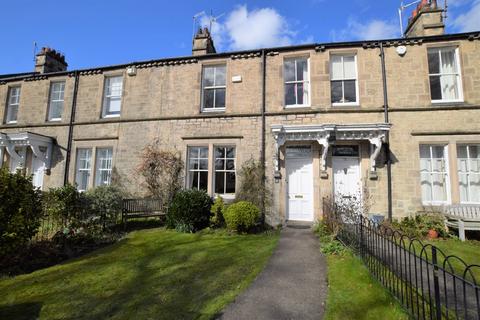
[1,0,479,74]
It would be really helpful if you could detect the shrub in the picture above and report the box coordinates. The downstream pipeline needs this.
[236,159,271,214]
[224,201,260,233]
[166,189,213,233]
[0,168,43,256]
[85,185,123,229]
[391,212,447,238]
[43,184,83,222]
[210,197,226,228]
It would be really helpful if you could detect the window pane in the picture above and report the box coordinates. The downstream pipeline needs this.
[285,83,296,105]
[215,88,226,109]
[107,97,122,113]
[296,83,304,104]
[226,172,236,193]
[203,89,214,109]
[6,105,18,123]
[431,173,447,202]
[215,159,224,170]
[420,172,432,202]
[440,75,459,100]
[203,67,215,87]
[199,171,208,190]
[215,147,225,159]
[296,59,308,81]
[440,49,457,73]
[200,147,208,158]
[189,147,198,158]
[75,149,91,191]
[215,65,226,86]
[49,101,63,119]
[470,174,480,203]
[429,75,442,100]
[428,50,440,74]
[343,56,356,79]
[470,146,480,173]
[95,148,112,187]
[199,159,208,170]
[459,173,469,202]
[331,81,343,103]
[226,147,235,158]
[330,56,343,80]
[344,80,356,103]
[189,171,199,189]
[284,60,295,82]
[215,172,225,194]
[189,158,199,170]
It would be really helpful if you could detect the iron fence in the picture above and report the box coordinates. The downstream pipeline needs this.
[323,197,480,320]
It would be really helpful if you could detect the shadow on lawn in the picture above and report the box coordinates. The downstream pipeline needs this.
[0,302,43,320]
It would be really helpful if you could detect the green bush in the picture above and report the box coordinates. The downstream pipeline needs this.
[236,159,271,212]
[85,185,123,228]
[391,212,447,238]
[210,197,226,228]
[166,189,213,233]
[43,184,83,222]
[0,168,43,256]
[224,201,260,233]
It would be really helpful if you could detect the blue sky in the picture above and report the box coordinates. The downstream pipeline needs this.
[1,0,479,74]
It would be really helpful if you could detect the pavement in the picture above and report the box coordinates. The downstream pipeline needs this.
[219,224,328,320]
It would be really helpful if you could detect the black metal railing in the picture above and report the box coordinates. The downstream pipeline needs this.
[323,197,480,320]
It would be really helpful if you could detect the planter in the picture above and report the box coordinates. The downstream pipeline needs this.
[427,229,439,239]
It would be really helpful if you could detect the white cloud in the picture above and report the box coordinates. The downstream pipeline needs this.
[331,18,399,41]
[450,0,480,32]
[201,5,305,51]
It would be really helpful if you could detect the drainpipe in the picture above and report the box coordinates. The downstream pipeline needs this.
[380,43,393,222]
[260,49,267,223]
[63,71,79,185]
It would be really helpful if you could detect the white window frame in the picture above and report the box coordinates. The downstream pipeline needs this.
[201,65,226,112]
[457,144,480,204]
[428,47,464,104]
[5,86,21,124]
[187,146,209,190]
[47,81,65,121]
[94,147,113,187]
[284,57,310,108]
[213,146,236,197]
[419,144,451,205]
[102,75,123,118]
[330,54,359,107]
[75,148,92,192]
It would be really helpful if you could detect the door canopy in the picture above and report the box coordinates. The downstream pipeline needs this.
[0,132,54,172]
[271,123,391,176]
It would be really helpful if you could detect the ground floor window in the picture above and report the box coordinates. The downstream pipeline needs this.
[95,147,113,187]
[75,148,92,191]
[214,146,236,195]
[187,146,209,191]
[75,146,113,191]
[457,144,480,203]
[419,145,450,204]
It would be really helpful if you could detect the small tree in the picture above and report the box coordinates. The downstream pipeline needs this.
[236,159,271,219]
[136,142,183,207]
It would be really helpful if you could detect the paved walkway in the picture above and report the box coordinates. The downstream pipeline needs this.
[219,225,328,320]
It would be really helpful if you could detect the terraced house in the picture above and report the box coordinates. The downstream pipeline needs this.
[0,1,479,225]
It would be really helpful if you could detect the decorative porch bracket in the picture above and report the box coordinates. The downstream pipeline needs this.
[271,123,391,178]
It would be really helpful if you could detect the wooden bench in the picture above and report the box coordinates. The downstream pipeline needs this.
[441,204,480,241]
[122,198,166,229]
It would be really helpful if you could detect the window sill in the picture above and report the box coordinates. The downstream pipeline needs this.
[101,114,121,119]
[285,104,311,109]
[4,121,17,125]
[47,119,62,122]
[431,100,465,106]
[332,103,360,108]
[201,108,226,113]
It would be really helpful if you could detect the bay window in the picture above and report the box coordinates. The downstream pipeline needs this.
[187,146,209,191]
[419,145,450,204]
[102,76,123,117]
[95,147,113,186]
[202,65,226,111]
[457,145,480,203]
[5,86,20,124]
[427,47,463,102]
[48,81,65,121]
[214,146,236,195]
[75,148,92,191]
[284,58,309,107]
[330,54,358,105]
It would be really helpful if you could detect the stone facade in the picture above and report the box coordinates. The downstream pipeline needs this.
[1,29,480,225]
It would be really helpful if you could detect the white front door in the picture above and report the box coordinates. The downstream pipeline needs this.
[333,157,361,200]
[32,156,45,190]
[286,147,314,221]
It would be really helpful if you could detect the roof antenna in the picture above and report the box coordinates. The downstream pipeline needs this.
[444,0,448,22]
[208,10,225,32]
[398,0,422,37]
[192,11,206,39]
[33,41,38,71]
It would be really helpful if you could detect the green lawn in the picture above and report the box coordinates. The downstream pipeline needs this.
[0,228,279,320]
[324,250,409,320]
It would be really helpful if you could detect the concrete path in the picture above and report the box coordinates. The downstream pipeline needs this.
[219,225,328,320]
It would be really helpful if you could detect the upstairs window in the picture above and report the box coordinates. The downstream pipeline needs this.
[419,145,450,205]
[330,54,358,106]
[214,146,236,195]
[75,148,92,192]
[202,65,226,111]
[102,76,123,118]
[428,47,463,102]
[5,86,20,124]
[187,146,209,190]
[95,147,113,186]
[284,58,309,107]
[457,145,480,204]
[48,81,65,121]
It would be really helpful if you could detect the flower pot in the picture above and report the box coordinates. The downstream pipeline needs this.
[427,229,438,239]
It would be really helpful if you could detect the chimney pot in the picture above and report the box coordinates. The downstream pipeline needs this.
[192,27,216,56]
[35,46,68,74]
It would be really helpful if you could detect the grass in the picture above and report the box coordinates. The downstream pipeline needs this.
[0,228,279,320]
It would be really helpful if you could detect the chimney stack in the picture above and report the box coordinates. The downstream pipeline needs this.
[192,27,216,56]
[35,47,68,74]
[405,0,445,38]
